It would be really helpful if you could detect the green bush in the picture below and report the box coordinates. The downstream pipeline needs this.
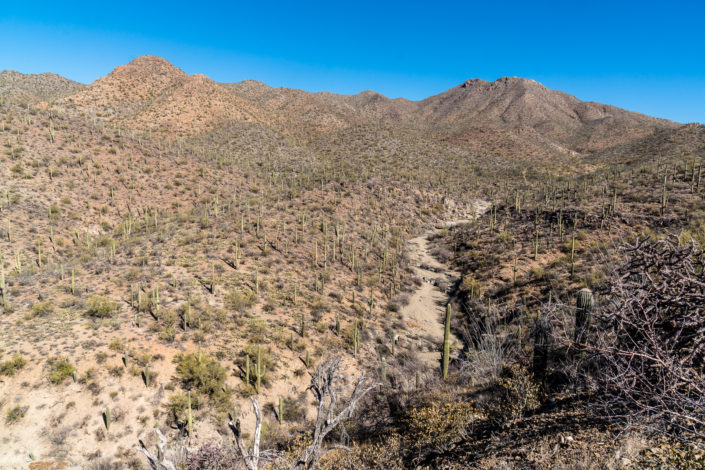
[5,405,27,424]
[175,352,231,410]
[30,301,54,317]
[85,296,118,318]
[108,338,124,351]
[0,355,27,376]
[48,358,76,384]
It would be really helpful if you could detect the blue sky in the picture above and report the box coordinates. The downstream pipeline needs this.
[1,1,703,123]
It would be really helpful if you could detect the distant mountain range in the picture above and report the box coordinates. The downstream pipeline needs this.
[2,55,700,164]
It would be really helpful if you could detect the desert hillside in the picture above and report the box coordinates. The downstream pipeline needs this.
[0,70,83,104]
[0,56,703,469]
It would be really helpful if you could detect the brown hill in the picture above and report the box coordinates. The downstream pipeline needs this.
[62,55,186,116]
[0,70,83,104]
[341,90,417,124]
[223,80,367,136]
[412,77,679,156]
[62,56,272,136]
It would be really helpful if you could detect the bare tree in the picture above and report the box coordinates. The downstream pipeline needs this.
[292,355,378,470]
[133,428,178,470]
[229,397,265,470]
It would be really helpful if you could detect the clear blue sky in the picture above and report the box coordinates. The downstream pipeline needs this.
[1,1,703,123]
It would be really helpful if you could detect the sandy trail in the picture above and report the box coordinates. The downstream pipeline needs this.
[401,202,490,369]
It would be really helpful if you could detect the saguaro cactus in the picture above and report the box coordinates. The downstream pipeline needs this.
[442,303,451,380]
[1,262,6,310]
[575,288,594,343]
[278,397,283,425]
[661,173,668,215]
[352,321,360,356]
[533,316,552,387]
[187,392,194,436]
[254,345,266,393]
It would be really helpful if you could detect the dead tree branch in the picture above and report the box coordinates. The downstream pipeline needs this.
[292,355,379,470]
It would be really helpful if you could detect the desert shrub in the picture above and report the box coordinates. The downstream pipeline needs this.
[48,357,76,384]
[679,217,705,250]
[225,289,255,313]
[5,405,28,424]
[460,275,482,297]
[0,355,27,376]
[496,231,513,244]
[485,364,540,425]
[166,392,203,428]
[404,400,478,456]
[107,365,124,377]
[175,352,231,410]
[185,443,236,470]
[309,298,328,315]
[296,434,405,470]
[85,296,118,318]
[459,313,511,385]
[30,301,54,317]
[639,441,705,470]
[108,338,124,351]
[247,317,268,337]
[281,394,307,423]
[530,267,547,280]
[159,309,179,342]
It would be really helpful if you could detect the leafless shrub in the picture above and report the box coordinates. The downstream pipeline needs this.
[458,309,513,386]
[185,443,237,470]
[589,235,705,439]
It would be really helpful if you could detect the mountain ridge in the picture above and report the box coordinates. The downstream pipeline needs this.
[6,55,686,160]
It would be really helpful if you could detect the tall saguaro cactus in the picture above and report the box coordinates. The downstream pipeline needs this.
[254,345,266,393]
[187,392,194,437]
[442,303,451,380]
